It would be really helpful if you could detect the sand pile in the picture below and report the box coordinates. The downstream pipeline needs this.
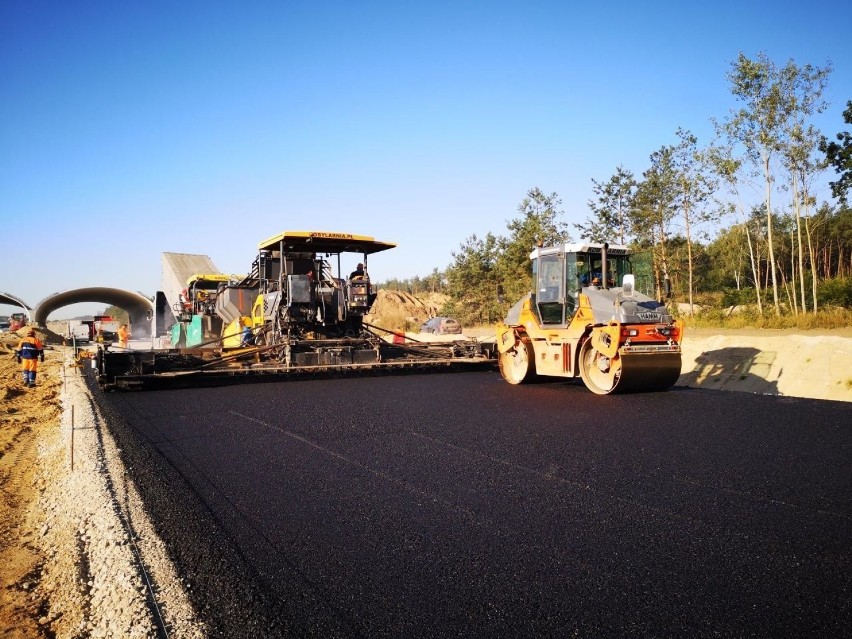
[365,289,448,330]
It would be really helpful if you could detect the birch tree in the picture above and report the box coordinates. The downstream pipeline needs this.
[718,53,826,316]
[781,59,831,313]
[706,143,764,314]
[671,129,719,313]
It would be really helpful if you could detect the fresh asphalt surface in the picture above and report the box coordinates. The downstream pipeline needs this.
[93,370,851,638]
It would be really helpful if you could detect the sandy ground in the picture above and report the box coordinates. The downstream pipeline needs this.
[0,329,63,638]
[1,321,850,637]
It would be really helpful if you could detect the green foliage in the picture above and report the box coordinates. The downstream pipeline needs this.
[378,268,445,295]
[630,144,678,247]
[817,277,852,307]
[497,187,571,303]
[705,224,750,289]
[722,53,830,168]
[684,306,852,330]
[819,100,852,206]
[576,166,635,244]
[444,232,503,325]
[716,52,832,315]
[696,278,852,313]
[721,287,759,307]
[440,188,572,325]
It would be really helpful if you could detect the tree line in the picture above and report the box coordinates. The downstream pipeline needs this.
[379,53,852,325]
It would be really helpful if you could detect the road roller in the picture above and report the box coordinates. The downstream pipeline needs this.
[495,241,683,394]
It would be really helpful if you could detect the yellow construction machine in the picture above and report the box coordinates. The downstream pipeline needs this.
[215,230,394,357]
[496,242,683,394]
[95,230,494,390]
[170,273,236,348]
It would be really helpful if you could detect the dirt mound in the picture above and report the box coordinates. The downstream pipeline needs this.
[366,290,448,331]
[44,321,69,343]
[3,323,65,346]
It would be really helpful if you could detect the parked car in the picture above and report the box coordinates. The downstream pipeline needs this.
[419,316,462,335]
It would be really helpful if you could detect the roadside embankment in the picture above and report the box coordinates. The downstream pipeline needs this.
[679,328,852,402]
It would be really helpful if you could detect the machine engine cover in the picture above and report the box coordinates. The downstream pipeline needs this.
[617,299,672,324]
[287,276,311,304]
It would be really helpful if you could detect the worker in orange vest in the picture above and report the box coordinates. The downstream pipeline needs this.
[118,324,131,348]
[15,328,44,387]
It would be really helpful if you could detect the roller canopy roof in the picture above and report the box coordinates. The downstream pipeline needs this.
[531,242,631,259]
[258,231,396,255]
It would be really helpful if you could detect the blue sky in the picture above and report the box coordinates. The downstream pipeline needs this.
[2,0,850,318]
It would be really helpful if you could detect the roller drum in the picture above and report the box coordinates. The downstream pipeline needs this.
[580,338,681,394]
[609,352,682,393]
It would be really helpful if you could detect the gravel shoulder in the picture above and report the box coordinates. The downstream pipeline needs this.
[1,328,204,638]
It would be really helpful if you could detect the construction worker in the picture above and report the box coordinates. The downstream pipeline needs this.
[118,324,130,348]
[240,318,254,347]
[349,263,365,279]
[16,328,44,387]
